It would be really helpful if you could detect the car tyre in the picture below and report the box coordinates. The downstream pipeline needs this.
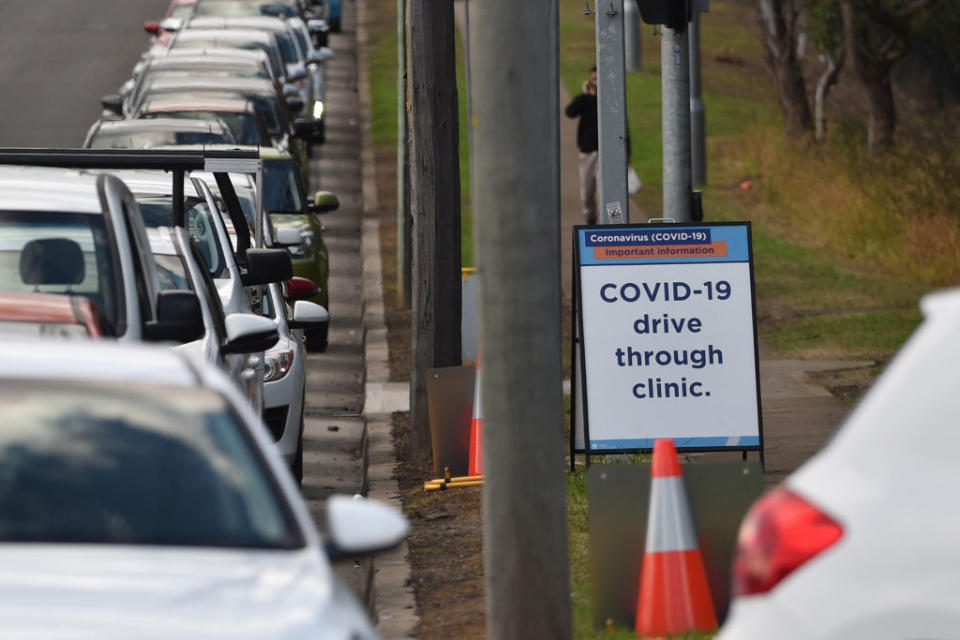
[292,409,305,485]
[306,324,328,352]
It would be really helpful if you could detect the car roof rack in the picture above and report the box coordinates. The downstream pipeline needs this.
[0,148,259,260]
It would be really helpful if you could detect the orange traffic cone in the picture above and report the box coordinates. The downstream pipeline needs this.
[468,348,483,476]
[635,439,717,638]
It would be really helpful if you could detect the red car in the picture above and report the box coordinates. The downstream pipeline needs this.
[0,292,106,338]
[144,0,197,47]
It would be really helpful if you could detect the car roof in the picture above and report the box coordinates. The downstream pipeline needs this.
[175,28,274,44]
[141,94,256,113]
[94,118,226,134]
[0,166,104,213]
[146,55,266,72]
[0,339,199,386]
[162,47,270,63]
[145,76,276,93]
[107,169,201,197]
[187,15,290,32]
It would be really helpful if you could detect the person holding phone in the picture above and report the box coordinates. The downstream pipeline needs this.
[565,66,599,225]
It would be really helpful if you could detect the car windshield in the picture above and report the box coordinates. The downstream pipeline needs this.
[135,196,227,279]
[172,40,284,78]
[0,380,303,549]
[264,159,305,212]
[0,211,121,334]
[143,111,266,146]
[154,253,190,290]
[194,1,298,18]
[145,90,283,136]
[275,31,299,65]
[89,129,232,150]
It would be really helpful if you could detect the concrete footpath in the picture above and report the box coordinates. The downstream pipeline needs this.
[301,0,415,636]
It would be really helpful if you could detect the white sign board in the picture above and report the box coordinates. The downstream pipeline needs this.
[574,222,762,453]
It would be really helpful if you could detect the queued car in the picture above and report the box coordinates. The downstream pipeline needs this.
[0,338,407,639]
[147,224,278,409]
[127,76,311,175]
[0,291,105,338]
[261,279,329,481]
[143,0,198,46]
[262,146,337,351]
[138,94,273,146]
[0,164,199,344]
[180,14,333,144]
[82,117,236,149]
[166,28,288,83]
[119,51,280,111]
[719,287,960,639]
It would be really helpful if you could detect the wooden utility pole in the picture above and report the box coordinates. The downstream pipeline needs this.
[473,0,573,637]
[408,0,462,464]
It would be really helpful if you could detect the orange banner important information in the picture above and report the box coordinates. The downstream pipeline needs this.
[593,241,728,261]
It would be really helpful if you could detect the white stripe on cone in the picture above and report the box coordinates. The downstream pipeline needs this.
[645,476,698,553]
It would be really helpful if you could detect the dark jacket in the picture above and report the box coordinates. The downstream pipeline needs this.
[565,92,598,153]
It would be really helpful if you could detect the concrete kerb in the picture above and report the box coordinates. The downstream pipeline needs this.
[356,0,419,636]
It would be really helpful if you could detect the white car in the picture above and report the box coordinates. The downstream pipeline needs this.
[0,164,199,343]
[0,339,406,639]
[262,280,329,481]
[719,287,960,639]
[147,225,277,406]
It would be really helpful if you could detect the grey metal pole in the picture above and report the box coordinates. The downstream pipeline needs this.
[623,0,642,72]
[689,10,706,187]
[661,26,692,221]
[595,0,629,224]
[397,0,411,307]
[473,0,572,635]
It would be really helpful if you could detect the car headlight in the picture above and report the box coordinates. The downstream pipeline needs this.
[264,349,295,382]
[313,100,325,120]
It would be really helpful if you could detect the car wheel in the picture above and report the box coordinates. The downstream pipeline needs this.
[292,410,304,485]
[306,323,328,352]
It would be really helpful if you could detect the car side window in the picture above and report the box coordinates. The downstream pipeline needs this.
[188,239,227,343]
[121,201,154,322]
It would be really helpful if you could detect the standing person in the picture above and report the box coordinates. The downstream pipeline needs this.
[565,66,599,225]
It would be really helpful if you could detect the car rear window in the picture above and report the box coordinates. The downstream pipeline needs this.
[0,380,303,549]
[0,211,122,334]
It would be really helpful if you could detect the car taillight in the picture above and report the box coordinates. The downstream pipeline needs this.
[732,487,843,596]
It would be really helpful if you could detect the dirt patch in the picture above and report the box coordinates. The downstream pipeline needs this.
[390,412,487,639]
[808,364,885,406]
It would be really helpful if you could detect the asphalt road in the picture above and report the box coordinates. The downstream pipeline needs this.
[0,0,168,146]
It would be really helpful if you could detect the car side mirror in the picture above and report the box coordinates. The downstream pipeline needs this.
[310,191,339,214]
[242,248,294,286]
[307,18,329,33]
[286,276,321,301]
[308,48,335,65]
[143,290,204,343]
[222,313,279,354]
[144,20,160,35]
[324,495,409,560]
[287,66,308,82]
[101,94,123,116]
[288,300,329,329]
